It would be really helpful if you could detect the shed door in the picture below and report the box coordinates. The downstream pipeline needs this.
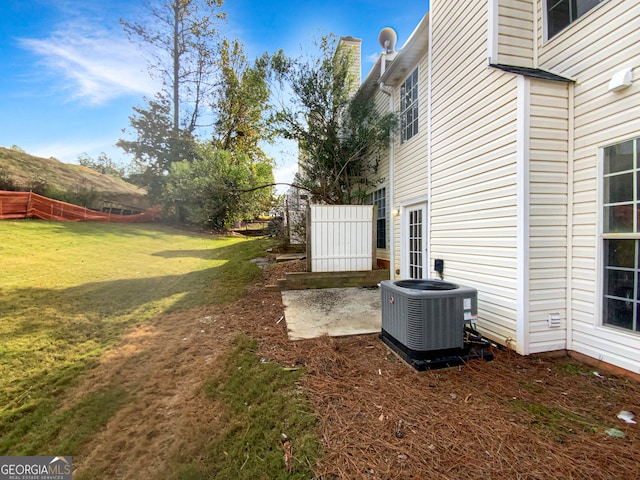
[403,203,428,279]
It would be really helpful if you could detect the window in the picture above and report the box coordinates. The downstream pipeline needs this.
[367,188,386,249]
[400,68,418,144]
[602,138,640,333]
[546,0,605,39]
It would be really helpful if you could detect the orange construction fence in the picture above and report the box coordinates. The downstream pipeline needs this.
[0,191,161,223]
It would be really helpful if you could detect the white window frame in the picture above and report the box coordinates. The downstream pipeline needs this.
[400,67,419,144]
[401,200,428,279]
[600,136,640,334]
[367,187,387,249]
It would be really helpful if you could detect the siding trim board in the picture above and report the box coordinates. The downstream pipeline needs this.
[566,81,576,352]
[516,75,531,355]
[488,0,499,63]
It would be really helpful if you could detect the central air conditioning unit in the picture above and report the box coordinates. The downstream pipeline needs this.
[380,279,493,370]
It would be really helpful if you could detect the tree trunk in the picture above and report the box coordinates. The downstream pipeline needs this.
[172,2,180,134]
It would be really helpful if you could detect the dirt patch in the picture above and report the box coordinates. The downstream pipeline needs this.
[67,309,232,479]
[67,275,286,479]
[67,259,640,479]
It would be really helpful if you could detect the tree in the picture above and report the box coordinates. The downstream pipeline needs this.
[118,0,225,200]
[165,145,274,228]
[211,39,272,162]
[116,95,196,202]
[77,152,125,179]
[120,0,225,135]
[119,1,277,224]
[267,35,396,204]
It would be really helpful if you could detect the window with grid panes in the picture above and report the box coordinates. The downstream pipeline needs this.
[546,0,606,39]
[400,68,418,144]
[367,188,386,249]
[602,138,640,333]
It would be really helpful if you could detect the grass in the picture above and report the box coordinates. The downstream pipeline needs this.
[0,146,145,201]
[167,335,320,480]
[507,398,603,441]
[0,220,274,455]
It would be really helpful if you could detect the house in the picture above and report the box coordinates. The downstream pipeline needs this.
[359,0,640,374]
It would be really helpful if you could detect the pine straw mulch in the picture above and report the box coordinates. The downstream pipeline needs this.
[231,260,640,480]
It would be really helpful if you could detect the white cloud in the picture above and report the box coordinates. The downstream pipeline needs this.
[29,138,116,162]
[20,26,159,105]
[366,52,381,65]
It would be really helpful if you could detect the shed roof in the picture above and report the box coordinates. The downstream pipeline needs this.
[489,63,575,82]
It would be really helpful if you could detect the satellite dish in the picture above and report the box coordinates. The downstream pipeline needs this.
[378,27,397,53]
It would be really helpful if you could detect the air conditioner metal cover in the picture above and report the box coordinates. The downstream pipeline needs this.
[380,279,478,353]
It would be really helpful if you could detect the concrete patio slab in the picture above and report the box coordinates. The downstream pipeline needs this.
[281,287,381,340]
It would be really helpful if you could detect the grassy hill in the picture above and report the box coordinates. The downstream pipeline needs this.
[0,146,148,211]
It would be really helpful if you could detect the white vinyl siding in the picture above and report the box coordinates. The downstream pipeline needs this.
[393,53,429,207]
[538,0,640,373]
[527,79,569,353]
[497,0,535,67]
[391,49,429,277]
[374,0,639,373]
[431,0,520,349]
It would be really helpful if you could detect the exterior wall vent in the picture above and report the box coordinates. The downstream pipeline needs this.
[548,313,562,328]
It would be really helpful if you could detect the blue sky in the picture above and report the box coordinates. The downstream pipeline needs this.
[0,0,428,189]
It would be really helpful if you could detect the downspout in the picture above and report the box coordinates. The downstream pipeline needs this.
[379,80,395,279]
[427,10,433,279]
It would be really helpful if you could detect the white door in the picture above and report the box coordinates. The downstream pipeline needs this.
[402,203,428,279]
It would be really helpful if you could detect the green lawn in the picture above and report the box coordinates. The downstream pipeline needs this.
[0,221,272,455]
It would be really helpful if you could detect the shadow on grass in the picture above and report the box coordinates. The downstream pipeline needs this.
[1,237,271,328]
[0,237,275,455]
[151,248,228,259]
[13,219,193,237]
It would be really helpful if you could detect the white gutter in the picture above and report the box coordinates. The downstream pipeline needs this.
[379,78,395,279]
